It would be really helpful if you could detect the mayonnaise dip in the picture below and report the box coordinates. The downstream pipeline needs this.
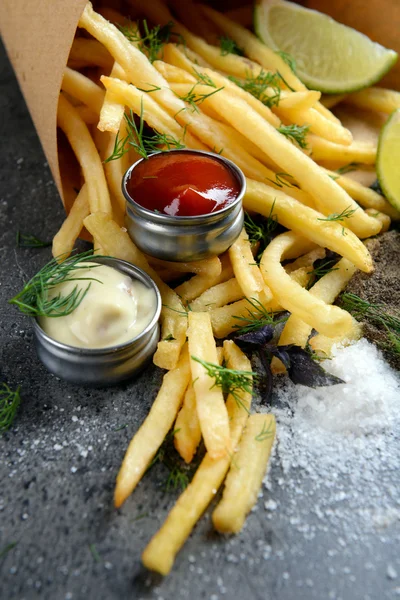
[39,263,157,349]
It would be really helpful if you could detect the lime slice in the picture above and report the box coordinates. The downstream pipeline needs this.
[377,109,400,211]
[254,0,398,94]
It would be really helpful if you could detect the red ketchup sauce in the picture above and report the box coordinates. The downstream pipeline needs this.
[126,152,241,217]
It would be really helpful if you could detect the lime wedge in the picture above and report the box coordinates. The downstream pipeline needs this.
[377,109,400,211]
[254,0,398,94]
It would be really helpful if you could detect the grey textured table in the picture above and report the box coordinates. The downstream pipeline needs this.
[1,41,400,600]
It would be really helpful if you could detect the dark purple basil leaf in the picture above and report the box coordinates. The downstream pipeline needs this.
[285,346,344,387]
[234,325,275,350]
[266,343,291,370]
[257,349,274,403]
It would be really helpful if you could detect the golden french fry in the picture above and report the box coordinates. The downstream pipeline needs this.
[188,312,231,459]
[309,321,363,357]
[52,184,90,259]
[275,105,352,146]
[209,296,281,339]
[61,67,105,114]
[244,179,375,271]
[260,232,355,337]
[174,260,222,304]
[174,385,201,464]
[323,169,400,220]
[153,60,198,84]
[365,209,391,233]
[142,340,251,575]
[345,87,400,115]
[68,37,114,70]
[114,345,191,508]
[277,90,321,111]
[212,414,276,533]
[83,212,187,370]
[99,62,127,133]
[309,135,377,165]
[190,278,244,312]
[321,94,347,109]
[284,248,326,273]
[57,94,112,214]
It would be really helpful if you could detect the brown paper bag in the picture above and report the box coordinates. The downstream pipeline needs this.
[0,0,398,206]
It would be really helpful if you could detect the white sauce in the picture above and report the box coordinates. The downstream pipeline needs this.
[39,263,157,349]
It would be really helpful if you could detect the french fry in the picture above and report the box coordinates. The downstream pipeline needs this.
[179,86,380,239]
[190,278,244,312]
[309,321,363,357]
[260,232,355,337]
[153,60,198,84]
[277,90,321,111]
[114,345,191,508]
[174,263,223,304]
[344,87,400,115]
[68,37,114,70]
[212,414,276,533]
[244,179,375,272]
[188,312,231,459]
[61,67,105,114]
[309,135,377,165]
[98,62,127,133]
[274,105,353,146]
[174,385,201,464]
[321,94,347,109]
[142,340,251,575]
[57,94,112,214]
[323,168,400,220]
[83,212,187,370]
[210,297,281,339]
[75,105,99,124]
[365,209,391,233]
[284,248,326,273]
[52,184,90,259]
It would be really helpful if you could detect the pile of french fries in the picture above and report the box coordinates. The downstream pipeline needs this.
[54,0,400,574]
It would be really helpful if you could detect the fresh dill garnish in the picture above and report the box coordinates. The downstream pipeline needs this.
[113,424,128,432]
[175,83,224,114]
[317,206,358,223]
[219,35,245,57]
[265,172,298,189]
[9,250,102,318]
[233,297,283,335]
[105,101,185,163]
[0,384,21,432]
[147,429,191,492]
[16,231,52,248]
[161,304,188,317]
[306,258,339,289]
[0,542,17,559]
[336,162,361,176]
[276,50,297,74]
[228,71,282,108]
[192,69,216,88]
[118,20,182,63]
[163,334,176,342]
[135,84,162,93]
[340,292,400,357]
[244,203,278,263]
[191,356,256,412]
[255,419,275,442]
[89,543,101,563]
[277,124,310,149]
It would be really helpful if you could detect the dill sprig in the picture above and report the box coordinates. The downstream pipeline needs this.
[192,356,256,412]
[105,101,185,163]
[336,162,361,175]
[9,250,103,318]
[244,203,278,263]
[89,544,101,563]
[255,419,275,442]
[0,384,21,432]
[148,429,192,492]
[119,20,181,63]
[276,50,297,74]
[306,258,339,289]
[175,83,224,114]
[265,172,298,189]
[16,232,51,248]
[277,124,310,149]
[192,69,216,88]
[317,206,358,223]
[219,35,244,57]
[228,71,282,108]
[233,297,283,335]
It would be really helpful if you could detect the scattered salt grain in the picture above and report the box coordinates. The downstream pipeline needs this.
[387,564,398,580]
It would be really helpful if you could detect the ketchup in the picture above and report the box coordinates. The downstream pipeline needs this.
[126,152,240,217]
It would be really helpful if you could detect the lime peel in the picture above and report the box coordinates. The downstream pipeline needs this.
[377,109,400,212]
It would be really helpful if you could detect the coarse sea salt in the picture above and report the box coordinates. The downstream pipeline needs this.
[261,338,400,537]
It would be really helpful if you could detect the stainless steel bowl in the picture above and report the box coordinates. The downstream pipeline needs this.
[33,257,162,386]
[123,149,245,262]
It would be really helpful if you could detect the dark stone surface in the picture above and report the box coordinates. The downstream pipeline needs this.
[1,40,400,600]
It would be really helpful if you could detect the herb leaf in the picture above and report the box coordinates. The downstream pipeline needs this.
[244,204,278,263]
[336,162,361,176]
[119,20,182,63]
[0,384,21,431]
[317,206,357,223]
[9,250,103,318]
[228,71,283,108]
[175,83,224,114]
[16,232,52,248]
[219,36,245,57]
[277,124,310,149]
[233,297,285,335]
[277,345,344,387]
[255,419,275,442]
[276,51,297,74]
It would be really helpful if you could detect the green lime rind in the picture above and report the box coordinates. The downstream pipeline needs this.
[254,0,398,94]
[377,109,400,212]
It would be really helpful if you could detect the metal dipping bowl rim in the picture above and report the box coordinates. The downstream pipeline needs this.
[32,256,162,355]
[122,148,246,222]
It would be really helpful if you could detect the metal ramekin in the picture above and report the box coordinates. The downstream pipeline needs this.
[33,257,162,386]
[123,149,245,262]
